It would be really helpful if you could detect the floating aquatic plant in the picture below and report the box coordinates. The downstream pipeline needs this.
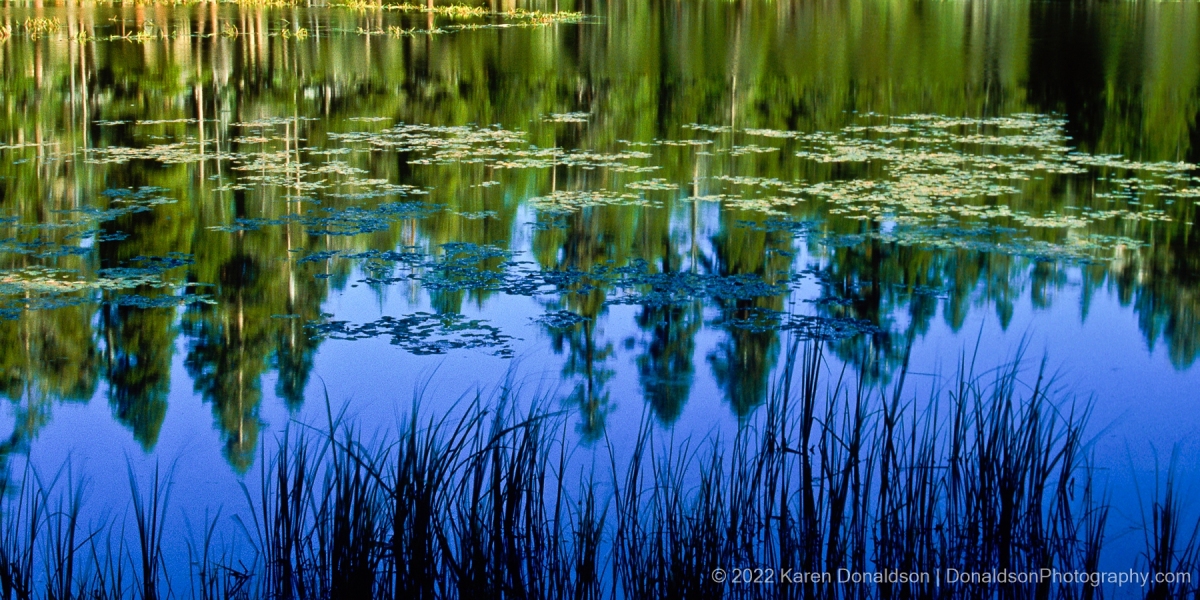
[528,190,651,213]
[307,312,514,357]
[544,112,590,123]
[532,310,590,329]
[723,307,880,340]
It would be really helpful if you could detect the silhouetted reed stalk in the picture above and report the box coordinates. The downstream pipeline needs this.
[41,463,85,600]
[128,462,172,600]
[1,341,1199,598]
[0,462,41,600]
[1139,449,1200,599]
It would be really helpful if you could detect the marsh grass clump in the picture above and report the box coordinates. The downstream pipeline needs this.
[336,1,585,27]
[365,3,489,17]
[22,17,62,39]
[500,8,586,24]
[236,0,301,6]
[1139,452,1200,599]
[279,26,309,40]
[1,343,1199,598]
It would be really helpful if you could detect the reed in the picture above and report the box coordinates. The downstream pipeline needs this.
[41,463,84,600]
[0,463,42,600]
[22,18,62,38]
[128,462,172,600]
[1139,450,1200,599]
[0,342,1197,598]
[82,525,129,600]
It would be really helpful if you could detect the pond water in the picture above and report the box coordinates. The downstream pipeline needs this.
[2,0,1200,584]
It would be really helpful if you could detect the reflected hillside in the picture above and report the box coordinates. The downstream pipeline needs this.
[0,0,1197,469]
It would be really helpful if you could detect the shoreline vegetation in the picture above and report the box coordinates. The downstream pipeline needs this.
[0,3,586,44]
[1,343,1198,599]
[0,0,572,8]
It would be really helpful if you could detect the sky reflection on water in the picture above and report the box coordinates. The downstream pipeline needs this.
[0,0,1199,574]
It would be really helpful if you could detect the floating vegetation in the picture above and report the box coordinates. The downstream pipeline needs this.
[455,210,497,220]
[533,310,589,329]
[726,144,780,156]
[303,201,439,235]
[233,117,319,128]
[86,142,236,165]
[306,244,802,333]
[554,150,658,172]
[0,186,200,318]
[0,267,101,295]
[528,217,568,231]
[708,113,1196,233]
[724,308,880,340]
[330,123,657,172]
[1,255,187,296]
[421,242,512,291]
[608,267,786,307]
[307,312,514,357]
[625,178,678,191]
[736,218,819,236]
[544,112,590,123]
[1,238,92,259]
[209,201,438,235]
[528,190,650,213]
[330,123,527,159]
[4,109,1191,347]
[109,293,216,308]
[874,225,1114,262]
[683,123,733,134]
[115,252,194,272]
[0,254,197,319]
[816,232,870,250]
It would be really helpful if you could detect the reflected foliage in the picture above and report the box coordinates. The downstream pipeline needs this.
[0,0,1198,470]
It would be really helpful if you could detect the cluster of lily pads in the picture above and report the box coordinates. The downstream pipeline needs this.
[307,311,516,357]
[4,111,1197,354]
[0,184,213,319]
[0,249,209,320]
[297,242,787,303]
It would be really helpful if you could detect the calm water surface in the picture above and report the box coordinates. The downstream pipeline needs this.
[2,0,1200,573]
